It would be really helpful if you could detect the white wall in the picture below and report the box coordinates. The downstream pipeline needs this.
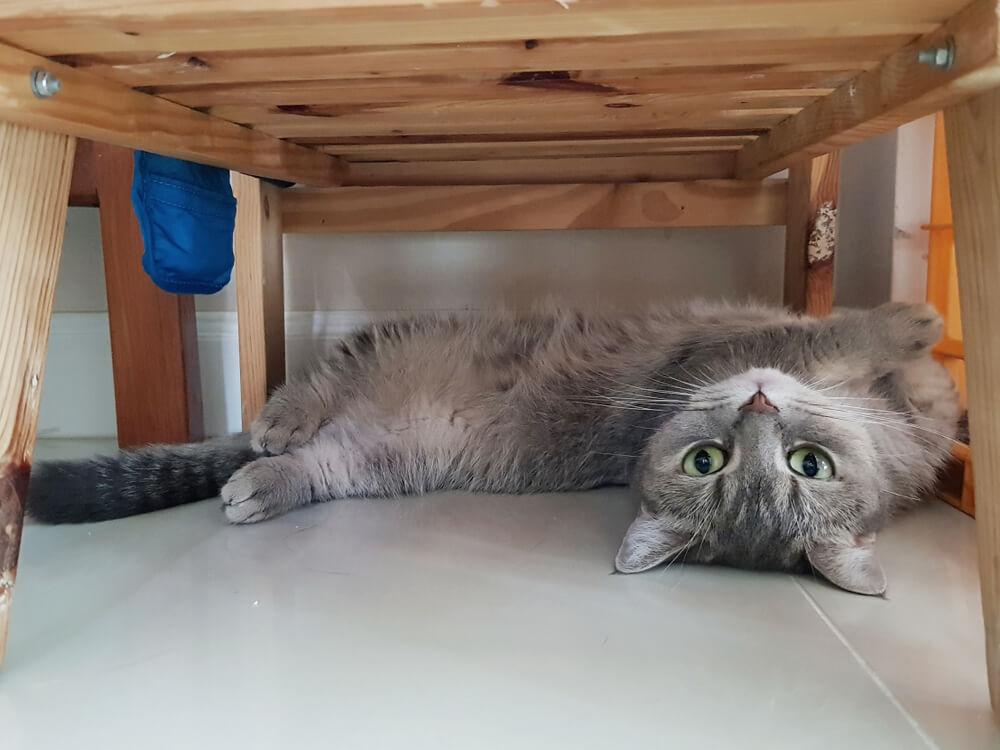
[40,217,784,438]
[891,116,936,303]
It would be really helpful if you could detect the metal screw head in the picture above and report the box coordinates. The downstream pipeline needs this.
[918,38,955,71]
[30,68,61,98]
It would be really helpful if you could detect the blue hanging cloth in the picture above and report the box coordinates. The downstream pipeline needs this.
[131,151,237,295]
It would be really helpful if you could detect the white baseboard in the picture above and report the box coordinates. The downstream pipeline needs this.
[39,310,376,440]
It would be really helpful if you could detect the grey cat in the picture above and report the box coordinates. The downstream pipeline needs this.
[28,301,960,595]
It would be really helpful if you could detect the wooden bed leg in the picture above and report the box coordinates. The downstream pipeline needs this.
[232,174,285,429]
[783,153,839,315]
[0,124,75,665]
[945,88,1000,713]
[92,143,203,448]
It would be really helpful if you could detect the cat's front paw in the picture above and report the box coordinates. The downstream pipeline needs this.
[222,456,311,524]
[250,405,322,455]
[874,302,943,356]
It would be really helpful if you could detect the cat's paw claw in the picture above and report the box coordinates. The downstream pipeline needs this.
[221,458,309,524]
[250,411,321,455]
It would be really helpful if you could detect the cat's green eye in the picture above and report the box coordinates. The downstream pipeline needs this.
[788,447,834,480]
[682,445,727,476]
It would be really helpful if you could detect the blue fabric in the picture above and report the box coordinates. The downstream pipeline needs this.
[131,152,237,294]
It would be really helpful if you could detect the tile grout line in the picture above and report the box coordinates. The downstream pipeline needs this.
[791,577,942,750]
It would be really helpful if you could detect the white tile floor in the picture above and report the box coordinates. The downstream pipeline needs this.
[3,440,997,749]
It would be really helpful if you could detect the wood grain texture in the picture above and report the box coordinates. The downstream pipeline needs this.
[945,85,1000,713]
[737,0,1000,177]
[320,136,758,162]
[0,41,343,186]
[282,181,787,234]
[56,34,902,89]
[783,153,840,313]
[154,70,846,109]
[343,154,736,186]
[92,143,204,448]
[0,123,75,665]
[220,100,803,141]
[0,2,950,55]
[232,174,285,428]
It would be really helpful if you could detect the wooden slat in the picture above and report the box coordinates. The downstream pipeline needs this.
[738,0,1000,178]
[945,85,1000,713]
[50,33,911,89]
[0,123,75,665]
[0,2,952,55]
[211,89,819,128]
[94,144,204,448]
[321,136,758,162]
[282,180,787,233]
[343,154,735,186]
[62,27,914,86]
[154,70,846,109]
[783,153,840,313]
[232,174,286,428]
[0,40,343,186]
[249,108,800,140]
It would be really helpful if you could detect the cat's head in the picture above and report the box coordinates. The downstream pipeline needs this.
[619,367,939,595]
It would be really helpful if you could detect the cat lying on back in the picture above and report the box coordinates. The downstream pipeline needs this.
[28,301,960,595]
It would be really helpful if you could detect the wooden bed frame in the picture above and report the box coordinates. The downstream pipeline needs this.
[1,0,999,712]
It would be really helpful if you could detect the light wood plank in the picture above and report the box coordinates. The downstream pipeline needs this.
[249,108,799,141]
[93,143,204,448]
[232,174,286,428]
[945,85,1000,712]
[945,85,1000,715]
[738,0,1000,178]
[0,40,343,186]
[155,70,846,109]
[210,90,820,132]
[282,181,787,234]
[0,2,950,55]
[783,153,840,313]
[0,123,74,665]
[321,136,757,162]
[344,154,735,186]
[53,34,908,89]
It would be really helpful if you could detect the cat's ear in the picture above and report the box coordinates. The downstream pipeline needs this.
[615,510,693,573]
[806,532,887,595]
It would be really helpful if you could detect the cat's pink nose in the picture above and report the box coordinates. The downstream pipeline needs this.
[740,390,779,414]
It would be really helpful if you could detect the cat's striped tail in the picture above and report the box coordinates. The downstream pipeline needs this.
[26,434,257,523]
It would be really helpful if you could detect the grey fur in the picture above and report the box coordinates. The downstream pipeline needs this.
[27,302,959,593]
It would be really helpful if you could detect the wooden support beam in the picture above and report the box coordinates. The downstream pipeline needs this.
[0,3,943,56]
[232,174,285,428]
[0,123,75,665]
[783,153,840,313]
[321,136,757,162]
[0,41,344,186]
[737,0,1000,178]
[343,154,736,186]
[282,180,786,234]
[945,85,1000,714]
[89,143,204,448]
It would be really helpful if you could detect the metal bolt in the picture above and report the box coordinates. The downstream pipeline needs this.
[918,38,955,71]
[30,68,61,98]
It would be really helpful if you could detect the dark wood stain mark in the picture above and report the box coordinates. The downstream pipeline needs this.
[0,461,31,596]
[524,39,539,50]
[276,103,377,118]
[185,56,211,71]
[501,70,621,94]
[605,102,640,109]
